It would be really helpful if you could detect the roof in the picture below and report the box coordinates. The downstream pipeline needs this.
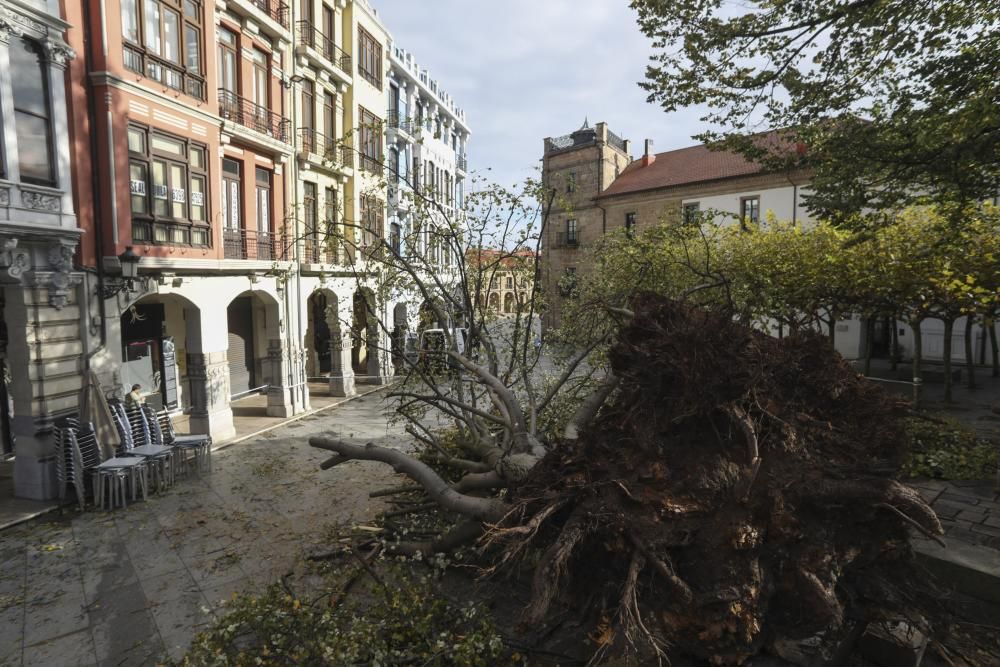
[597,130,799,199]
[466,248,537,270]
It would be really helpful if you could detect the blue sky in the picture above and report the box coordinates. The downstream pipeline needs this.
[372,0,706,191]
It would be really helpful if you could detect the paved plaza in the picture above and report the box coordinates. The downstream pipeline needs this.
[0,390,407,666]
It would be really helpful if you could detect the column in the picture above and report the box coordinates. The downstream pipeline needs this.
[328,329,355,396]
[266,339,295,418]
[185,311,235,442]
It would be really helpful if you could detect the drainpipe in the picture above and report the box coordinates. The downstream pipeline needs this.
[82,0,109,357]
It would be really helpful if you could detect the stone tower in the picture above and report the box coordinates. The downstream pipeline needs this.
[540,120,631,329]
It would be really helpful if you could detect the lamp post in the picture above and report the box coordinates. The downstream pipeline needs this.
[99,246,142,299]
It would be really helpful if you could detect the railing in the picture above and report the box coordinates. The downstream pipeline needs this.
[387,112,413,134]
[457,155,468,172]
[303,233,339,264]
[556,232,579,248]
[297,128,340,161]
[607,129,627,152]
[249,0,289,29]
[218,89,291,143]
[296,21,352,74]
[223,228,283,260]
[124,44,206,100]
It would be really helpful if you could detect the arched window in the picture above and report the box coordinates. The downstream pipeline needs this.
[11,37,54,186]
[503,292,515,314]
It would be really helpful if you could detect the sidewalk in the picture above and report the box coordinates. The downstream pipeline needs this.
[0,382,389,532]
[0,389,406,665]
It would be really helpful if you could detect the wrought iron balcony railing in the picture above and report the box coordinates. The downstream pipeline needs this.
[223,228,283,261]
[303,232,340,265]
[297,128,340,161]
[296,21,352,74]
[218,89,291,143]
[124,44,206,100]
[387,111,413,134]
[457,155,468,172]
[249,0,289,29]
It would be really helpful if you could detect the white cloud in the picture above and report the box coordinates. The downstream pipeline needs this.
[373,0,708,189]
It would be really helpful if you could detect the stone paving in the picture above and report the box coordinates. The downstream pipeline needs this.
[911,479,1000,550]
[0,390,408,666]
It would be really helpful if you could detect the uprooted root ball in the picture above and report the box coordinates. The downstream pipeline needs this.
[487,294,945,665]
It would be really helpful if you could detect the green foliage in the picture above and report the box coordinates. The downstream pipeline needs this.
[181,568,504,666]
[632,0,1000,221]
[902,415,997,480]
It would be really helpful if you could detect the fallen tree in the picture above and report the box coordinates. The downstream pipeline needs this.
[309,293,970,664]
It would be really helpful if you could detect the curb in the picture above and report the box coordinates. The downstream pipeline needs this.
[913,537,1000,603]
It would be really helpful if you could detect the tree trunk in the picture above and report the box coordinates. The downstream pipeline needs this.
[910,320,924,407]
[942,318,954,403]
[863,319,873,376]
[989,318,999,378]
[827,311,836,347]
[890,318,898,372]
[965,316,976,390]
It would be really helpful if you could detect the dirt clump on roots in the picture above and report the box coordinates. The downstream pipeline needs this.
[489,294,948,665]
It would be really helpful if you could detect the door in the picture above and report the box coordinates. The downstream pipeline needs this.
[311,293,331,374]
[217,27,238,112]
[227,297,255,396]
[251,48,269,134]
[222,158,242,257]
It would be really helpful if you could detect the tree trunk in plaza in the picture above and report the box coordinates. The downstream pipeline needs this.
[964,316,976,390]
[890,317,898,371]
[942,318,955,402]
[989,318,999,378]
[863,318,873,376]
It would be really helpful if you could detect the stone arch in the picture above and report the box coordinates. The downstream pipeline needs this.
[488,292,500,312]
[352,288,380,377]
[307,288,341,376]
[226,290,281,398]
[504,292,515,314]
[120,292,202,411]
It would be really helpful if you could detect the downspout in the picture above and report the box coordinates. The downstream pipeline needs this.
[82,0,109,358]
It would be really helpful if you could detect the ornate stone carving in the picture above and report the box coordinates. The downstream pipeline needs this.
[41,38,75,67]
[1,237,29,281]
[43,241,78,309]
[0,8,46,40]
[0,188,10,206]
[21,190,60,212]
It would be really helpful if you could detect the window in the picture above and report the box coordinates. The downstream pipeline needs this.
[683,202,700,225]
[358,106,382,174]
[222,158,241,231]
[324,186,337,231]
[506,276,513,289]
[10,38,54,186]
[255,167,271,234]
[625,212,636,237]
[388,147,399,185]
[358,27,382,89]
[359,195,384,248]
[122,0,204,99]
[565,219,578,246]
[304,181,318,260]
[323,91,336,152]
[251,48,269,110]
[217,26,237,94]
[566,172,576,193]
[128,123,208,245]
[389,222,401,255]
[740,196,760,225]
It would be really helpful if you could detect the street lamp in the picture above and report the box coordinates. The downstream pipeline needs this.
[99,246,142,299]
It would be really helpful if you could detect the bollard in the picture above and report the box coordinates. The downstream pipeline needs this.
[912,376,922,409]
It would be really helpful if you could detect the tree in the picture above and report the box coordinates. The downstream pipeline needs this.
[632,0,1000,223]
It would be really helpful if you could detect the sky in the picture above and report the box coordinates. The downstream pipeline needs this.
[372,0,707,191]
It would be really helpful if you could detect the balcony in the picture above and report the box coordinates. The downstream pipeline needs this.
[457,155,468,172]
[248,0,289,28]
[218,89,291,144]
[387,112,414,136]
[555,232,579,248]
[223,229,284,261]
[296,21,352,78]
[303,234,340,265]
[124,44,205,100]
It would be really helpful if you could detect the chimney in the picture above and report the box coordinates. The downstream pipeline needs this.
[642,139,656,167]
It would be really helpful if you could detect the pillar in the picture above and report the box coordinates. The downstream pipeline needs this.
[265,339,295,418]
[185,311,235,442]
[328,330,355,396]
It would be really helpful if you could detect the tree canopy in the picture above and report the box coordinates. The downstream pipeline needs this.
[632,0,1000,222]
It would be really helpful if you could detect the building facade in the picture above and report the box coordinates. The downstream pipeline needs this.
[0,0,79,496]
[541,120,995,364]
[0,0,471,499]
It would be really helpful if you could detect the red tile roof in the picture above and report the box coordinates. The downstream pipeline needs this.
[598,143,766,198]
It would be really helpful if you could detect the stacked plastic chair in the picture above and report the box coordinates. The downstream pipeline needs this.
[144,405,212,475]
[54,420,100,511]
[108,401,175,492]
